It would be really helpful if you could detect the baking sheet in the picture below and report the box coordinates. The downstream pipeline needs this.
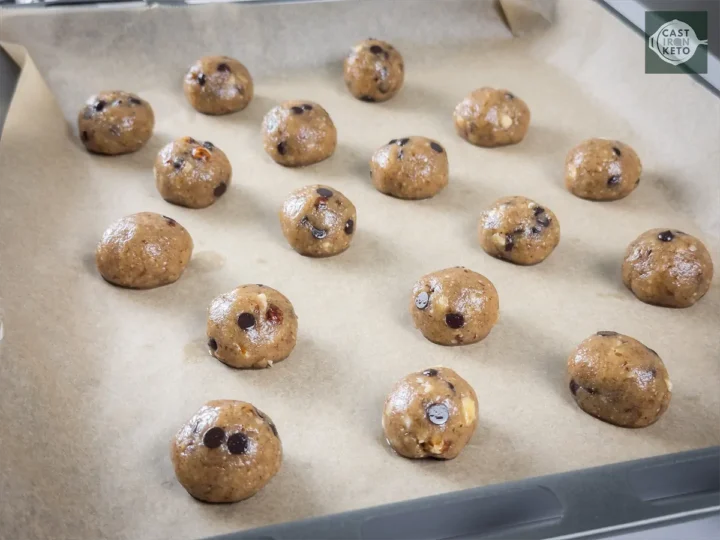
[0,1,719,539]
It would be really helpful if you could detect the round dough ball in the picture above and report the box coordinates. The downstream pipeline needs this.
[344,38,404,103]
[171,400,282,503]
[207,285,298,369]
[453,88,530,147]
[262,101,337,167]
[183,56,253,115]
[96,212,193,289]
[78,91,154,155]
[383,367,478,459]
[370,136,449,199]
[567,332,672,428]
[478,196,560,265]
[410,267,499,346]
[622,228,713,308]
[565,139,642,201]
[154,137,232,209]
[279,185,357,257]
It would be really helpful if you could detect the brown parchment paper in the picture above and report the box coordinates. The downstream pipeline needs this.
[1,1,719,539]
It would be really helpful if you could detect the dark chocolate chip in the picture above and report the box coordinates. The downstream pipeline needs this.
[94,100,106,112]
[316,187,334,198]
[129,97,142,105]
[227,432,249,455]
[81,131,89,142]
[359,95,376,102]
[597,331,618,337]
[504,235,514,252]
[162,215,177,226]
[398,138,410,146]
[197,73,206,86]
[216,62,231,72]
[533,206,545,216]
[202,427,226,449]
[426,403,449,425]
[612,146,622,157]
[530,226,542,235]
[445,312,465,329]
[237,312,256,330]
[311,226,327,239]
[344,219,355,235]
[302,104,313,111]
[277,141,287,155]
[415,291,429,310]
[447,382,456,393]
[505,92,515,99]
[203,141,215,150]
[635,178,641,186]
[585,387,598,395]
[266,304,283,325]
[208,338,218,351]
[388,139,398,145]
[536,214,551,227]
[214,183,227,197]
[658,230,674,242]
[257,410,280,438]
[290,106,304,114]
[173,158,184,170]
[430,142,444,153]
[569,379,579,395]
[607,175,621,186]
[187,137,198,144]
[369,45,384,55]
[422,368,438,377]
[650,368,657,377]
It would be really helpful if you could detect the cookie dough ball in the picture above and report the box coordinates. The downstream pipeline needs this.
[344,39,404,103]
[565,139,642,201]
[383,367,478,459]
[78,91,154,155]
[154,137,232,209]
[96,212,193,289]
[410,267,499,346]
[622,229,713,308]
[567,332,672,428]
[183,56,253,115]
[207,285,298,369]
[453,88,530,147]
[370,137,449,199]
[279,185,357,257]
[171,400,282,503]
[478,196,560,265]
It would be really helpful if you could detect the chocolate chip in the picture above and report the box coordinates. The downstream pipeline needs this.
[569,379,579,395]
[129,97,142,105]
[398,138,410,146]
[162,216,177,227]
[173,158,184,170]
[597,331,618,336]
[203,141,214,150]
[316,187,333,198]
[612,146,622,157]
[360,95,376,102]
[369,45,384,55]
[237,312,256,330]
[426,403,449,425]
[650,368,657,377]
[302,104,313,111]
[646,346,658,357]
[186,137,198,144]
[415,292,429,310]
[658,230,674,242]
[344,219,355,235]
[445,313,465,329]
[277,141,287,155]
[235,86,244,95]
[383,50,390,60]
[607,175,621,186]
[266,305,283,325]
[94,100,106,112]
[257,410,279,438]
[635,178,641,186]
[430,142,444,153]
[216,62,230,72]
[214,183,227,197]
[208,338,218,351]
[388,139,398,145]
[311,226,327,239]
[586,387,598,395]
[202,427,225,449]
[315,197,328,209]
[505,92,515,99]
[422,368,438,377]
[504,235,514,252]
[447,382,456,393]
[290,106,304,114]
[533,206,545,216]
[536,214,551,227]
[197,73,206,86]
[530,226,541,235]
[227,432,249,455]
[81,131,89,142]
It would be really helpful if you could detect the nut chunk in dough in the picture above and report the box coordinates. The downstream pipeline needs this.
[78,91,154,155]
[279,185,357,258]
[171,400,282,503]
[262,101,337,167]
[183,56,254,115]
[622,228,713,308]
[207,285,298,369]
[410,267,499,346]
[95,212,193,289]
[453,87,530,147]
[344,38,405,103]
[154,136,232,209]
[478,196,560,265]
[567,332,672,428]
[383,367,478,459]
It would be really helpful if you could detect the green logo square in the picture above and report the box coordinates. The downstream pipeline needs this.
[645,11,708,74]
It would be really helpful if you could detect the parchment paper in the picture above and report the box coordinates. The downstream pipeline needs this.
[1,1,719,539]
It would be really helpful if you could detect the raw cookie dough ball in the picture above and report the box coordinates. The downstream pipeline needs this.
[183,56,253,115]
[96,212,193,289]
[154,137,232,209]
[453,88,530,147]
[171,400,282,503]
[410,267,499,346]
[370,137,449,199]
[478,196,560,265]
[565,139,642,201]
[78,91,154,155]
[262,101,337,167]
[383,367,478,459]
[207,285,298,369]
[279,185,357,257]
[622,229,713,308]
[567,332,672,428]
[344,38,404,103]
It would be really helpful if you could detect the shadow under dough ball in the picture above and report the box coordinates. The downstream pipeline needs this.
[567,332,672,428]
[262,100,336,167]
[95,212,193,289]
[279,185,357,257]
[183,55,254,115]
[344,38,404,103]
[478,196,560,265]
[410,267,499,346]
[171,400,282,503]
[622,228,713,308]
[154,137,231,209]
[207,284,298,369]
[453,87,530,147]
[78,90,154,155]
[370,136,448,199]
[383,366,479,460]
[565,138,642,201]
